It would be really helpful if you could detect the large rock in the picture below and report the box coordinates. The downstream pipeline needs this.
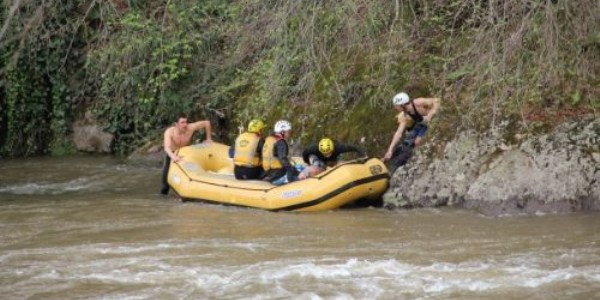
[383,117,600,216]
[127,141,164,166]
[72,113,114,153]
[383,128,503,208]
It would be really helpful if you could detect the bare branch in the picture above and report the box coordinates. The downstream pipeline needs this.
[0,0,25,45]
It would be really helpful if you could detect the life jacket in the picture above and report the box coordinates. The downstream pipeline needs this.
[262,134,285,171]
[233,132,261,167]
[396,112,415,129]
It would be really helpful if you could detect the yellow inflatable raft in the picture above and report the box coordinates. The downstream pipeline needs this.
[167,142,390,212]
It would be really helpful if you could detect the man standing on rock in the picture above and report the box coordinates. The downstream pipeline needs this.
[383,92,440,173]
[160,113,212,195]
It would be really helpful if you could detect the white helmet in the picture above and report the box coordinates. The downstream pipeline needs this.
[392,92,410,106]
[274,120,292,133]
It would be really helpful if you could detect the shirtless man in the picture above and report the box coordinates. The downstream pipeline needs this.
[160,113,212,195]
[383,92,440,173]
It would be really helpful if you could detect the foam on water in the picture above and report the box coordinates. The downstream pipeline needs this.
[3,239,599,299]
[0,177,102,195]
[0,159,157,197]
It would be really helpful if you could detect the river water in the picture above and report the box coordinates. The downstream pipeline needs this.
[1,155,599,299]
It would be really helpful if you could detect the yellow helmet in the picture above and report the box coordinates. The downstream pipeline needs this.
[318,138,334,157]
[247,119,265,134]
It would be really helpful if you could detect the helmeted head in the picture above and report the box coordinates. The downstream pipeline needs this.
[274,120,292,134]
[392,92,410,106]
[318,138,334,157]
[247,119,265,134]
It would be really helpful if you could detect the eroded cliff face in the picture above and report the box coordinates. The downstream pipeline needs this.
[383,117,600,216]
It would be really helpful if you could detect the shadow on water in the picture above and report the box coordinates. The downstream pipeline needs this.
[342,197,384,209]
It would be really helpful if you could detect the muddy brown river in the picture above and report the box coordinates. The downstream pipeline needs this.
[1,155,599,299]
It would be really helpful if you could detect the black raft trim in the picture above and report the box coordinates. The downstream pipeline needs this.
[270,173,390,212]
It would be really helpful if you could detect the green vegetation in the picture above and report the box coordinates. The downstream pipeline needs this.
[1,1,80,155]
[1,0,598,157]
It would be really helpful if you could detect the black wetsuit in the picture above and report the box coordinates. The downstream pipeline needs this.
[160,155,171,195]
[405,101,424,123]
[302,142,366,167]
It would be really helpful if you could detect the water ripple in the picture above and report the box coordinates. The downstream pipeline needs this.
[0,177,103,195]
[2,243,599,299]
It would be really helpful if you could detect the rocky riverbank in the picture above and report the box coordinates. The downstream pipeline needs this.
[383,116,600,216]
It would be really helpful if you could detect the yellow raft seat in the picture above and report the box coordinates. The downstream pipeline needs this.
[167,142,390,212]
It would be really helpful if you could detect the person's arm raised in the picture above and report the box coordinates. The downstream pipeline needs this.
[189,120,212,143]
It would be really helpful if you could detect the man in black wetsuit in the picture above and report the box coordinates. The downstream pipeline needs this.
[299,138,367,179]
[383,92,440,173]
